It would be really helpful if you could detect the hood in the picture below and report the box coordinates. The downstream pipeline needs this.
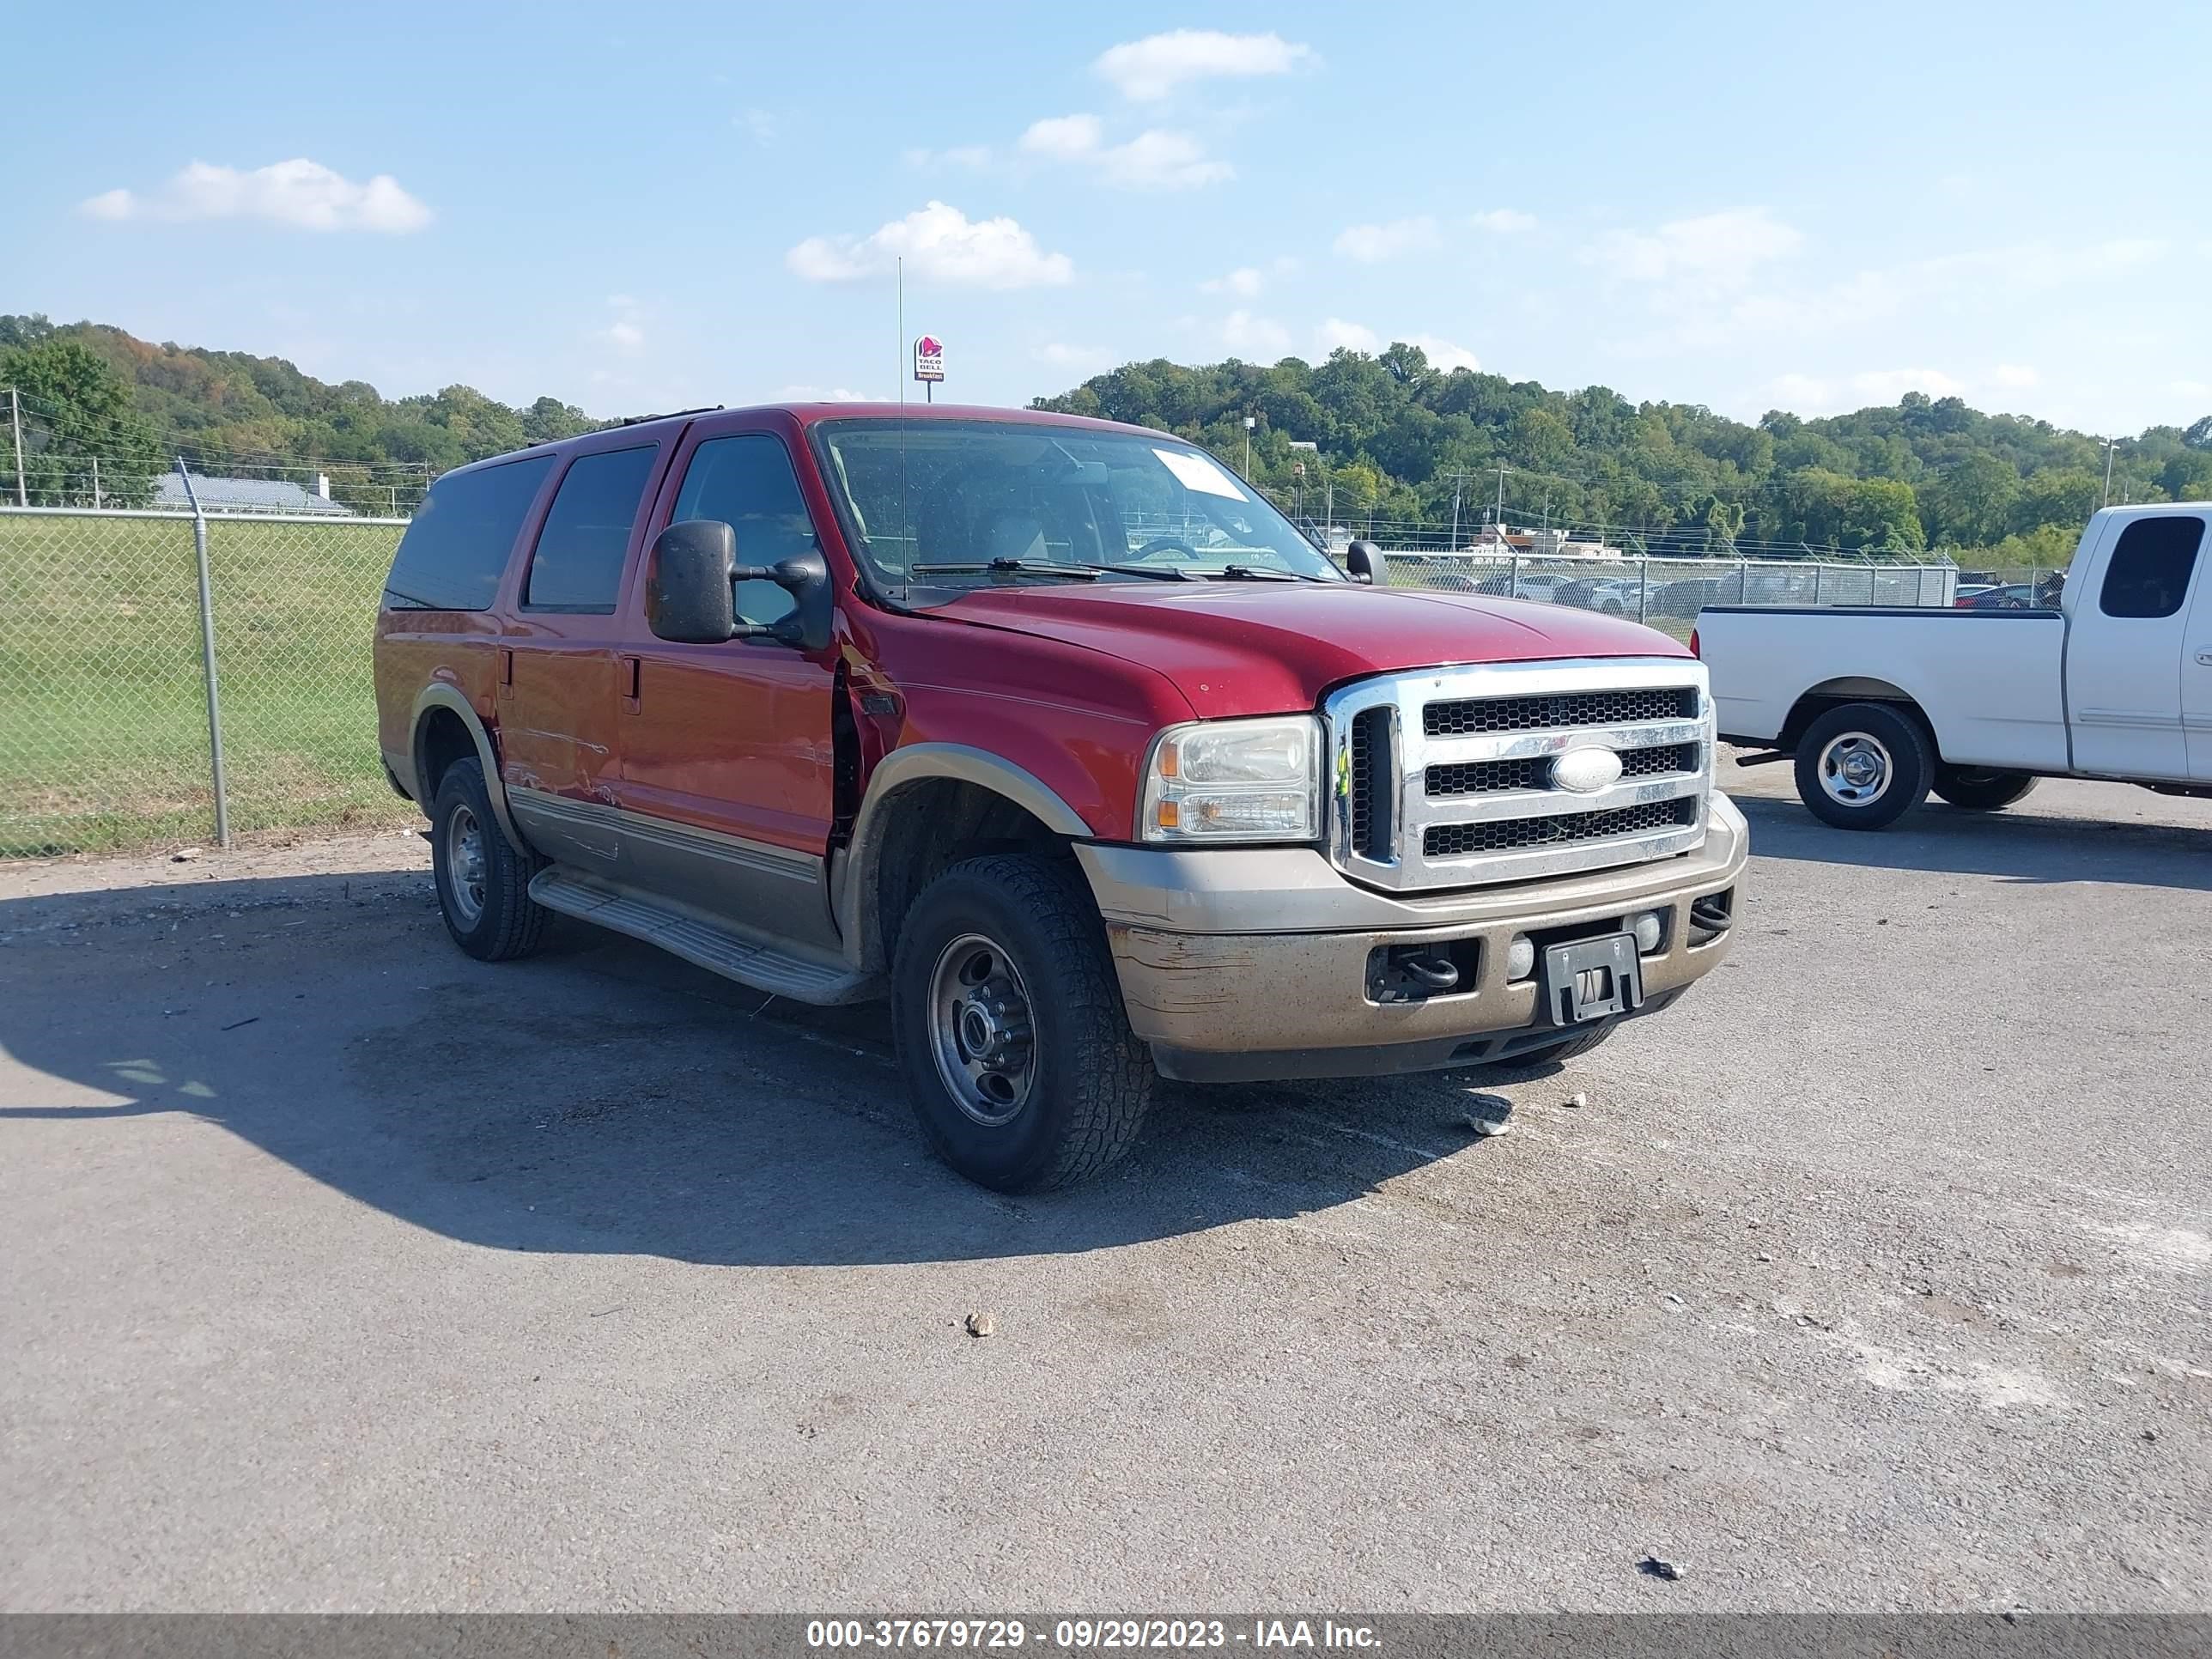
[936,580,1689,717]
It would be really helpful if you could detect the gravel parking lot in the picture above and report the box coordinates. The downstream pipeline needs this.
[3,757,2208,1612]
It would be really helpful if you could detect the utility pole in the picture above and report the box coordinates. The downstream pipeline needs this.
[91,455,100,509]
[2100,436,2117,507]
[1494,465,1510,532]
[7,388,24,507]
[1448,469,1466,550]
[1243,415,1255,479]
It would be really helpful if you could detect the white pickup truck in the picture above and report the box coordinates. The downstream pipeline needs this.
[1693,503,2212,828]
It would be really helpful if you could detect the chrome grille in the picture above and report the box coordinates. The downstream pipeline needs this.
[1424,685,1698,738]
[1424,797,1698,858]
[1325,659,1711,890]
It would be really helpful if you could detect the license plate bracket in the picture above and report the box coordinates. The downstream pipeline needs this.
[1540,933,1644,1026]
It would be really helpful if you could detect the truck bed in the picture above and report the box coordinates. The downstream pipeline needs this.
[1696,604,2070,773]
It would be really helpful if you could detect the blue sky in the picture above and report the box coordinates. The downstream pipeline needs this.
[9,1,2209,437]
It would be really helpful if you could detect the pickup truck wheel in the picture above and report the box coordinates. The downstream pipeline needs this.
[430,758,549,961]
[1794,703,1933,830]
[892,853,1153,1193]
[1932,767,2039,811]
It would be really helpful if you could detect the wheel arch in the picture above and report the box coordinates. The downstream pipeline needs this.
[409,684,526,854]
[835,744,1093,976]
[1781,677,1939,757]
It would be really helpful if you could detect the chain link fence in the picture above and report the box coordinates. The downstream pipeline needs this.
[1378,550,1958,640]
[2,507,1970,859]
[1,506,411,857]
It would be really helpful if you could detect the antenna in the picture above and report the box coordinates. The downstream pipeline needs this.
[896,256,904,407]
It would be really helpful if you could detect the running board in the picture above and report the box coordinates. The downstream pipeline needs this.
[529,870,875,1006]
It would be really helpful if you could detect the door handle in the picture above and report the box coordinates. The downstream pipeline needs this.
[620,654,641,714]
[2197,647,2212,666]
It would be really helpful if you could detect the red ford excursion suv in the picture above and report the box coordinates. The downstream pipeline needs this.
[374,404,1746,1190]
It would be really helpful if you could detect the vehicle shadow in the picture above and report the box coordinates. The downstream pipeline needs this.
[1734,793,2212,891]
[0,872,1508,1268]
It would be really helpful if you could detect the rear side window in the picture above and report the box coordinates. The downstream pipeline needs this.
[383,455,555,611]
[670,435,821,626]
[524,444,660,611]
[2099,515,2204,619]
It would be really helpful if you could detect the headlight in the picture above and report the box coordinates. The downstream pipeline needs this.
[1139,714,1322,842]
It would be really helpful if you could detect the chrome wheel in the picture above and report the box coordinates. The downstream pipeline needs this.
[1818,732,1892,807]
[926,932,1036,1127]
[444,802,487,926]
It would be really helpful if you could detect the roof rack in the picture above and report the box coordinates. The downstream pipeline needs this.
[617,404,723,427]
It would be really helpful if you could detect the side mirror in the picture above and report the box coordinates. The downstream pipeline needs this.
[646,520,834,653]
[1346,539,1385,586]
[646,520,736,642]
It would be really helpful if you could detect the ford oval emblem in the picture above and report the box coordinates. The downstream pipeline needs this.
[1553,745,1624,794]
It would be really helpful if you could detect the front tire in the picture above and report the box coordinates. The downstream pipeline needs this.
[1511,1023,1616,1068]
[430,758,549,961]
[1794,702,1934,830]
[891,853,1153,1193]
[1932,766,2038,811]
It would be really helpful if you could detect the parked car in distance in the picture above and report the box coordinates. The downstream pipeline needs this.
[1693,504,2212,828]
[375,404,1747,1190]
[1950,583,1998,605]
[1954,583,2041,610]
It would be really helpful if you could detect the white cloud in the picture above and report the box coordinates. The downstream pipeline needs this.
[1097,131,1233,191]
[2176,379,2212,401]
[1774,368,1965,412]
[1034,343,1109,372]
[1993,363,2040,388]
[1316,318,1381,355]
[1405,334,1480,373]
[903,144,994,170]
[80,158,431,233]
[1597,206,1802,284]
[775,385,890,402]
[1020,115,1232,191]
[1471,209,1535,234]
[1019,114,1103,160]
[1221,310,1290,355]
[1094,29,1316,101]
[1850,368,1964,402]
[599,296,646,351]
[1769,374,1836,412]
[1333,216,1440,264]
[1202,266,1266,297]
[787,201,1073,289]
[739,108,777,145]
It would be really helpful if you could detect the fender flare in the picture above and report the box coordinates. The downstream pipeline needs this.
[831,743,1095,972]
[408,684,527,854]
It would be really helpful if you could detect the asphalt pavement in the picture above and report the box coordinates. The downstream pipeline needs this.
[2,760,2208,1611]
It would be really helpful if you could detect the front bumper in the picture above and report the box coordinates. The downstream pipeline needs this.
[1076,793,1749,1082]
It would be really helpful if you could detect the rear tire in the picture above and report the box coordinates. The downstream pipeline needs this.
[1794,702,1933,830]
[430,758,549,961]
[891,853,1153,1193]
[1932,766,2038,811]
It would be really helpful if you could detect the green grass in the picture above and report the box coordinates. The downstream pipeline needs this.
[0,513,416,857]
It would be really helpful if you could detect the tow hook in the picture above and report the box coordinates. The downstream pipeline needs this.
[1367,941,1476,1003]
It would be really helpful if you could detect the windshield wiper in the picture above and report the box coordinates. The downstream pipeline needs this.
[914,558,1202,583]
[1087,562,1202,580]
[1214,564,1330,583]
[911,558,1103,580]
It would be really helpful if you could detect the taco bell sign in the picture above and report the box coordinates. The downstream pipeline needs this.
[912,335,945,383]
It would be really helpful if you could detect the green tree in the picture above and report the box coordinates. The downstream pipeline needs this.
[1923,452,2018,547]
[0,337,164,505]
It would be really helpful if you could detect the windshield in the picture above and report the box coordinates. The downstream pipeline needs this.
[810,418,1341,585]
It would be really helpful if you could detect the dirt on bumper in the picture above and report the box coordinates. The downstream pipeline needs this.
[1090,803,1747,1082]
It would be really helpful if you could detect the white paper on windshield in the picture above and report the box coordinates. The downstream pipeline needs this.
[1153,447,1249,501]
